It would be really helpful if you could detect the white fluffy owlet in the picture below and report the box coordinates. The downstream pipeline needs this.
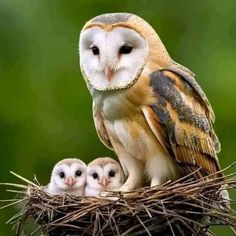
[85,157,124,197]
[46,158,87,196]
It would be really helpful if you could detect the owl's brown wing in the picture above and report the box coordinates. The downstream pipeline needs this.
[142,68,221,178]
[93,102,113,150]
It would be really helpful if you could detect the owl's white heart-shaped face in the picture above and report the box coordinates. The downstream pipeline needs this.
[86,157,124,194]
[48,158,87,194]
[79,26,148,91]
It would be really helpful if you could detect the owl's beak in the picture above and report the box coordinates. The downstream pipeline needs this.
[65,176,76,187]
[105,67,114,81]
[99,177,110,187]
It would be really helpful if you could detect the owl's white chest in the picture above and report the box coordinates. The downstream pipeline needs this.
[93,90,161,158]
[93,90,131,119]
[85,186,101,197]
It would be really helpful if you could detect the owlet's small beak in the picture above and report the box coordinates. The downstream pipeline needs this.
[105,67,114,81]
[99,176,109,187]
[65,176,76,187]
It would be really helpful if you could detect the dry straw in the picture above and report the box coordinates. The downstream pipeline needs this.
[1,165,236,236]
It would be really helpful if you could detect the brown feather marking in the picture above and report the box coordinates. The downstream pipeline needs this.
[166,66,215,122]
[165,71,206,117]
[174,120,216,157]
[176,146,218,173]
[144,69,221,178]
[142,106,171,154]
[93,104,113,150]
[150,71,211,132]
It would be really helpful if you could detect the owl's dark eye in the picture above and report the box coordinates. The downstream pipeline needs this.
[119,45,133,54]
[92,172,98,179]
[109,170,115,177]
[91,46,99,55]
[75,170,82,177]
[59,172,65,178]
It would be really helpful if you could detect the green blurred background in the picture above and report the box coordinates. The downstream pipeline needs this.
[0,0,235,235]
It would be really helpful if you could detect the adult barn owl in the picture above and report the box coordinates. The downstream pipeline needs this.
[46,158,87,195]
[85,157,124,196]
[79,13,221,192]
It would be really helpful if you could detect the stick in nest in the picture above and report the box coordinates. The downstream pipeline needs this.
[1,166,236,236]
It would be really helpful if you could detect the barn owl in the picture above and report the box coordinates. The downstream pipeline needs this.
[46,158,87,196]
[85,157,124,196]
[79,13,222,192]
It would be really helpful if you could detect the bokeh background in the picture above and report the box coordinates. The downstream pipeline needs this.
[0,0,235,235]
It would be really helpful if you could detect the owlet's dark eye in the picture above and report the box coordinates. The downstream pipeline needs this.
[92,172,98,179]
[75,170,82,177]
[59,172,65,178]
[119,45,133,54]
[91,46,99,55]
[109,170,115,177]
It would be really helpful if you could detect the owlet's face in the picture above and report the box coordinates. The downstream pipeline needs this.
[87,160,124,191]
[51,161,87,191]
[79,27,148,91]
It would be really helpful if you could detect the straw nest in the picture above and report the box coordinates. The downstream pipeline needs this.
[1,166,236,236]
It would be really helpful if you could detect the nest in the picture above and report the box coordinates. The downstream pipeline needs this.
[1,166,236,236]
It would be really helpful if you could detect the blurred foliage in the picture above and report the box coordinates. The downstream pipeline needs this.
[0,0,235,235]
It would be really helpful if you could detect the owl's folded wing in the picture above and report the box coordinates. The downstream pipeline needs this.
[142,68,221,178]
